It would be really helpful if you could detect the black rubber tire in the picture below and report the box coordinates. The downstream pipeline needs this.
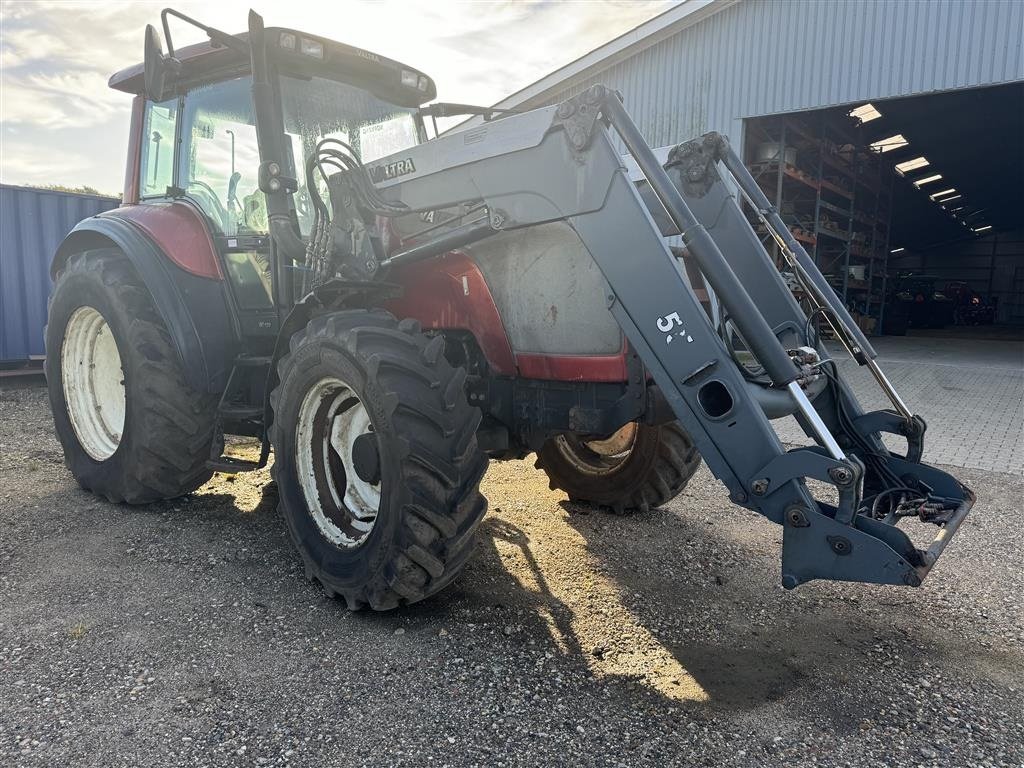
[535,421,701,514]
[45,249,218,503]
[269,310,488,610]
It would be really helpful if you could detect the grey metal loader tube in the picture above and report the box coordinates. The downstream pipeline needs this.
[714,136,878,362]
[602,94,798,387]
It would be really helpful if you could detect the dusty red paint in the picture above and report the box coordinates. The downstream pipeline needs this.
[110,203,223,280]
[515,345,629,383]
[386,253,516,376]
[109,38,236,94]
[122,96,145,205]
[387,253,630,383]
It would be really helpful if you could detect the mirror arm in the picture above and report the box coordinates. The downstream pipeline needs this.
[160,7,250,58]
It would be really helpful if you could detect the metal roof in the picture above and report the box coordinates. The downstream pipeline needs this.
[457,0,1024,148]
[456,0,1024,249]
[466,0,737,121]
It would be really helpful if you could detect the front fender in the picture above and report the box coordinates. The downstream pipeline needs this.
[52,210,236,392]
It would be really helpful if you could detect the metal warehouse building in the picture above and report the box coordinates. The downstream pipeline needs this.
[466,0,1024,330]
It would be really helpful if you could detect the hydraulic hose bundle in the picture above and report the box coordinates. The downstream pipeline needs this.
[302,138,409,291]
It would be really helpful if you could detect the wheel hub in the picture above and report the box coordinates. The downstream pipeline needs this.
[583,422,637,456]
[554,422,638,476]
[350,432,382,485]
[296,377,381,548]
[61,306,126,461]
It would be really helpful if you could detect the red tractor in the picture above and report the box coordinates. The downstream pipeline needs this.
[47,9,974,610]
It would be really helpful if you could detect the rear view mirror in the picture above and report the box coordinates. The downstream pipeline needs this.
[143,24,180,101]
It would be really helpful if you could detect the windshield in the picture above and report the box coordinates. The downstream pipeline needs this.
[280,73,421,235]
[177,73,419,237]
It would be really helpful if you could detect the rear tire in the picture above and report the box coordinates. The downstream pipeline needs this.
[536,421,701,514]
[45,249,217,503]
[269,310,488,610]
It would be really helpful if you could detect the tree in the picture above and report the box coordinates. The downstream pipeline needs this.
[27,184,121,199]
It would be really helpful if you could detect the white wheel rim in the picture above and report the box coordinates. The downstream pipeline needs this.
[295,377,381,549]
[61,306,126,461]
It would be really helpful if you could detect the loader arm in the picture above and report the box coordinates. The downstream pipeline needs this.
[364,85,973,589]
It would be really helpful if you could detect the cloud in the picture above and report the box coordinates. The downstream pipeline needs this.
[3,70,125,128]
[0,134,93,181]
[0,0,677,192]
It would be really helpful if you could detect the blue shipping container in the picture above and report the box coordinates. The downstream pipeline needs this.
[0,184,119,364]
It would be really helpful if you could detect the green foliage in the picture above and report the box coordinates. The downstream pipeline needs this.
[28,183,121,199]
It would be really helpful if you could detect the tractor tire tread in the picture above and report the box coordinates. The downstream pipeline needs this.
[536,420,701,515]
[269,309,487,611]
[46,249,217,504]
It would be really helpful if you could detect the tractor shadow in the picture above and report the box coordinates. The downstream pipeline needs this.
[406,453,1017,719]
[22,460,1009,722]
[191,472,995,718]
[390,501,817,714]
[548,493,1021,717]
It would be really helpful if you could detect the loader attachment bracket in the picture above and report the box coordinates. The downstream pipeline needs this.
[664,133,721,198]
[551,85,608,154]
[782,506,924,589]
[752,448,864,525]
[853,410,927,464]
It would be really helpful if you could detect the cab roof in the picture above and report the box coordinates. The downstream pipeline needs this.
[109,27,436,107]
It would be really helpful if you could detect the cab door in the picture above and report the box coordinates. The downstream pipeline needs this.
[176,75,279,347]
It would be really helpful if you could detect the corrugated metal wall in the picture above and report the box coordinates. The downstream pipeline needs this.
[0,185,119,363]
[536,0,1024,151]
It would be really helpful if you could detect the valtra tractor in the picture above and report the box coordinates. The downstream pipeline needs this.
[47,9,975,610]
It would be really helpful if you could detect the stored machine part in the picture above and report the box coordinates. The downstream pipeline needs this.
[48,9,974,610]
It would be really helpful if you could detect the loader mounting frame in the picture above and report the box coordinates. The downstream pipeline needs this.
[357,85,973,589]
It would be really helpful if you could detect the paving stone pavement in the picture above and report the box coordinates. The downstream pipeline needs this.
[773,334,1023,474]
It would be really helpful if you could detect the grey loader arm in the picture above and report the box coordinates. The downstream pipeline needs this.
[370,85,974,589]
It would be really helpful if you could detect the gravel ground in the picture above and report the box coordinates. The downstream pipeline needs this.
[1,383,1022,768]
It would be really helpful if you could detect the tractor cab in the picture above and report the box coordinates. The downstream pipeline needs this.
[109,10,434,332]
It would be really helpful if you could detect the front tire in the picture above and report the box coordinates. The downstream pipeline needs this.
[45,249,217,503]
[269,311,488,610]
[536,421,701,514]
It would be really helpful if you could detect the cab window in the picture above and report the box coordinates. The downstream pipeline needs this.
[139,98,178,198]
[179,76,266,235]
[278,74,421,236]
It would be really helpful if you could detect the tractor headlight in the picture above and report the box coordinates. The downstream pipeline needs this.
[279,32,297,50]
[300,38,324,59]
[400,70,419,88]
[417,75,429,92]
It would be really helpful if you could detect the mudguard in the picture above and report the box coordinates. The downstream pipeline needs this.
[52,209,237,392]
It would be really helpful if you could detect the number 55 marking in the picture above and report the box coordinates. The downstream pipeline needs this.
[657,311,693,345]
[657,312,682,332]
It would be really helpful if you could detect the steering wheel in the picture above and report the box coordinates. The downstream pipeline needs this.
[186,179,232,233]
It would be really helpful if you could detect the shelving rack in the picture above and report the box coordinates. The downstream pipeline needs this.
[744,112,894,335]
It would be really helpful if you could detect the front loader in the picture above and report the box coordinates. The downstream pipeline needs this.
[46,9,974,610]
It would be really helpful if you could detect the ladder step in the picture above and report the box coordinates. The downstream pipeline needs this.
[218,406,263,420]
[206,456,262,473]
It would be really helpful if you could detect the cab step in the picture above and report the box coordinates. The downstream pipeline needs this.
[217,405,263,420]
[207,455,264,473]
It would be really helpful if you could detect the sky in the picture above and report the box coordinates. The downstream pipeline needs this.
[0,0,675,195]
